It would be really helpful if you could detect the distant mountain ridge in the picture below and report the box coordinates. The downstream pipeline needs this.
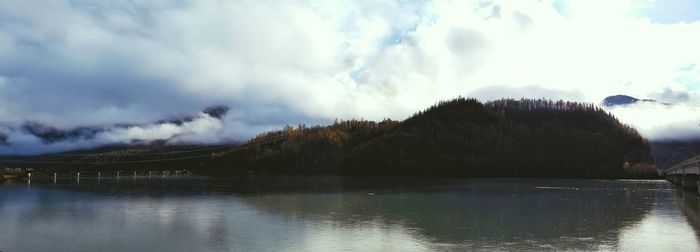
[650,139,700,170]
[602,95,668,107]
[0,105,229,146]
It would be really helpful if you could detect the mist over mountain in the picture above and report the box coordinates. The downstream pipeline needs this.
[596,94,700,168]
[0,105,230,155]
[602,94,700,142]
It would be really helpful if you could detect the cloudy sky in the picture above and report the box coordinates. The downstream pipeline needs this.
[1,0,700,154]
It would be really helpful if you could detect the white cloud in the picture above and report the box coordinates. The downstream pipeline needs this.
[608,102,700,140]
[0,112,228,155]
[1,0,700,153]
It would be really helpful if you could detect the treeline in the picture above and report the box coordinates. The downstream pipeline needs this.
[199,97,656,179]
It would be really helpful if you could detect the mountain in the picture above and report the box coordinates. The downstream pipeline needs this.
[600,95,697,170]
[602,95,667,107]
[202,98,656,178]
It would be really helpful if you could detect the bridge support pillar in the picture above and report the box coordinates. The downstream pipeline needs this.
[682,175,699,189]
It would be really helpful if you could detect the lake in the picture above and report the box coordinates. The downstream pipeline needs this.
[0,177,698,251]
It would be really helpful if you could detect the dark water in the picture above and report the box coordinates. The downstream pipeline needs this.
[1,177,699,252]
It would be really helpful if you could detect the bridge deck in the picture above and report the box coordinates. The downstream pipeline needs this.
[665,154,700,195]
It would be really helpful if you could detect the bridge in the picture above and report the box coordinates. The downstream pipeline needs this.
[664,154,700,194]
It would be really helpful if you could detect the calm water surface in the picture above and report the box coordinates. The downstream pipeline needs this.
[1,177,699,252]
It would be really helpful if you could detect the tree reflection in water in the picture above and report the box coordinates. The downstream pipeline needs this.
[0,177,697,251]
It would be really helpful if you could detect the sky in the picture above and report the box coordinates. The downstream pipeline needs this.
[1,0,700,154]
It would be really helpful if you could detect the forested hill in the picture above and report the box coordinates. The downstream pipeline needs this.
[202,98,656,179]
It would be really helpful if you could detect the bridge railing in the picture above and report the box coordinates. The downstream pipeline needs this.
[665,154,700,174]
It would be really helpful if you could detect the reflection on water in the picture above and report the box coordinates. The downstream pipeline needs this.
[0,177,699,251]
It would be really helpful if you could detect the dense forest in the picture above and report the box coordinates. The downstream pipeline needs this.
[198,98,656,179]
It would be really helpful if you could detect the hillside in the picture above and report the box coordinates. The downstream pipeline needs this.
[650,140,700,169]
[200,98,656,178]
